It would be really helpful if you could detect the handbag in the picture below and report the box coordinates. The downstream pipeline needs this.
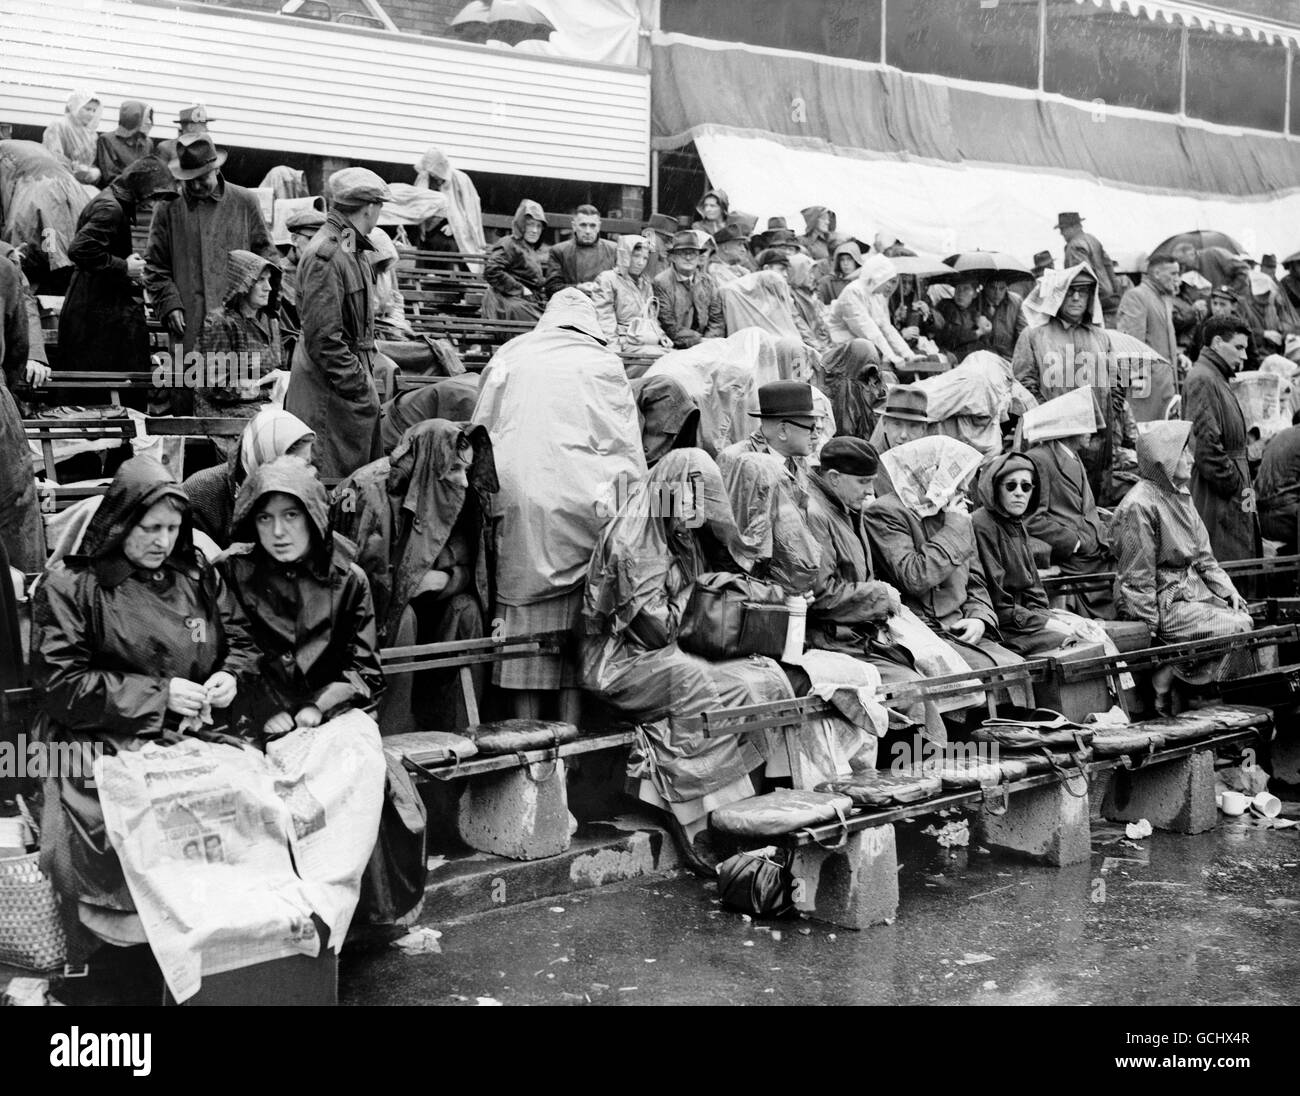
[678,573,788,660]
[716,849,795,919]
[354,751,428,927]
[0,796,67,973]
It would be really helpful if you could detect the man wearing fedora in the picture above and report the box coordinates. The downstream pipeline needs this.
[652,229,724,349]
[1031,250,1054,279]
[1056,212,1119,323]
[718,380,821,506]
[145,131,276,411]
[156,103,212,170]
[869,384,933,498]
[285,168,392,480]
[707,223,754,287]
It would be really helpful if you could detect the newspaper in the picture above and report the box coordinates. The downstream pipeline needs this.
[95,710,384,1004]
[1021,386,1098,444]
[879,435,984,518]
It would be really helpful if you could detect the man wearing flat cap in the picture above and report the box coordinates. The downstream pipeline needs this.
[652,229,725,348]
[805,436,927,691]
[284,167,393,479]
[718,381,821,507]
[145,132,276,410]
[277,207,328,357]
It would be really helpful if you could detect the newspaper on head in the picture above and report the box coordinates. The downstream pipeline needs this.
[1021,386,1098,445]
[879,435,984,518]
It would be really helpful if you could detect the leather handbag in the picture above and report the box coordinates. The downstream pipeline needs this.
[716,849,795,919]
[678,573,787,660]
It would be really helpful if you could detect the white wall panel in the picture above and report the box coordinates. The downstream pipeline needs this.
[0,0,651,184]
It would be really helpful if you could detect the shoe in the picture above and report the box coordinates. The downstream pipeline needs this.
[663,812,718,879]
[1153,689,1173,718]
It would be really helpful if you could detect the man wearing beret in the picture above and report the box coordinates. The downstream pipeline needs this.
[145,132,277,410]
[805,437,925,693]
[284,167,392,478]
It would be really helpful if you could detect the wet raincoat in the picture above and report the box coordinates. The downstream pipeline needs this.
[721,451,821,594]
[284,208,382,480]
[592,235,670,355]
[195,249,282,423]
[579,449,792,803]
[827,254,912,367]
[632,373,700,467]
[473,290,646,606]
[182,407,315,546]
[719,270,810,380]
[817,240,862,305]
[220,456,384,728]
[42,89,101,185]
[691,187,729,238]
[0,372,44,571]
[653,264,726,349]
[380,373,481,454]
[798,205,836,263]
[414,146,486,269]
[482,199,546,321]
[1185,345,1259,563]
[61,157,176,374]
[95,101,154,187]
[1255,423,1300,553]
[32,456,258,911]
[0,139,91,272]
[1111,420,1252,658]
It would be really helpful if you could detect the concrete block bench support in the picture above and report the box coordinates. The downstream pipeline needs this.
[789,824,899,930]
[1101,749,1217,835]
[457,758,571,860]
[977,781,1092,866]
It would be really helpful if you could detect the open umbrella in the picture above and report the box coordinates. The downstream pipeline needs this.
[1150,230,1244,260]
[449,0,555,45]
[888,252,954,279]
[943,251,1035,280]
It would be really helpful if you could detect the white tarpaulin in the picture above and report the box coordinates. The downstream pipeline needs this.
[96,710,384,1004]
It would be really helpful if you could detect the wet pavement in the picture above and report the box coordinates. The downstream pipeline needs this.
[341,812,1300,1006]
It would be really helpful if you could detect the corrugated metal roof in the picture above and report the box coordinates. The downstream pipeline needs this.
[0,0,650,185]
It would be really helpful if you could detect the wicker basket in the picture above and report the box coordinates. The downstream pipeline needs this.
[0,798,67,973]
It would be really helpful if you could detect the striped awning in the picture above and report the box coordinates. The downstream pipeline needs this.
[1072,0,1300,48]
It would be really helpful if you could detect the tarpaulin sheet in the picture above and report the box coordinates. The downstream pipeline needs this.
[0,140,90,271]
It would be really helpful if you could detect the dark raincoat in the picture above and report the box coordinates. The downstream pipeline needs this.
[285,208,383,480]
[482,199,547,321]
[94,101,155,186]
[194,249,282,423]
[61,157,176,373]
[1255,424,1300,553]
[380,373,481,454]
[220,456,384,728]
[631,373,699,467]
[979,286,1027,359]
[1185,345,1259,563]
[971,453,1061,653]
[579,449,793,804]
[32,456,258,912]
[816,240,862,305]
[0,381,43,572]
[1111,420,1252,661]
[798,205,836,264]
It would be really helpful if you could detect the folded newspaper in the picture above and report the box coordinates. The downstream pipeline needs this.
[879,435,984,518]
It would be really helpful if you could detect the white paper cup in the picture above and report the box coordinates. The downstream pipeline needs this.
[1250,792,1282,819]
[1219,791,1248,817]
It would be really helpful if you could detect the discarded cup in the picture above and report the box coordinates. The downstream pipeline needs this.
[1219,791,1248,817]
[1250,792,1282,819]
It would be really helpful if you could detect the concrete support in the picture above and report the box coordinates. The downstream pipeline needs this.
[978,782,1092,866]
[308,155,351,199]
[457,759,572,860]
[1102,750,1216,835]
[789,825,898,930]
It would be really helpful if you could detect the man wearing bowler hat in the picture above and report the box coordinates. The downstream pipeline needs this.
[718,380,821,506]
[285,167,392,479]
[145,132,276,410]
[652,229,724,349]
[1055,212,1119,323]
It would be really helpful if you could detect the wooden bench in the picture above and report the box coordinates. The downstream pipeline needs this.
[24,415,247,480]
[1042,554,1300,598]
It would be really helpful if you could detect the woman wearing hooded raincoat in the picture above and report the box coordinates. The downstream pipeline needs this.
[631,374,700,467]
[332,419,495,731]
[973,452,1124,659]
[798,206,836,264]
[60,156,176,374]
[412,146,486,268]
[692,188,729,238]
[482,199,547,321]
[580,448,794,856]
[1111,420,1253,710]
[31,456,258,953]
[194,249,283,430]
[592,234,673,356]
[220,456,384,737]
[95,101,154,187]
[182,407,315,547]
[817,240,863,305]
[42,89,102,186]
[827,254,916,375]
[722,451,821,594]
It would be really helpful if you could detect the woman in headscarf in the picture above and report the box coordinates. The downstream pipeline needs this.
[331,419,495,731]
[412,146,486,267]
[42,89,102,185]
[380,373,481,454]
[691,188,729,238]
[31,456,257,958]
[580,448,794,869]
[631,374,699,467]
[865,437,1026,686]
[482,199,547,322]
[193,250,283,434]
[60,155,176,374]
[827,253,917,376]
[220,456,384,738]
[95,101,154,187]
[817,240,863,305]
[592,234,673,356]
[1111,419,1253,714]
[182,407,315,547]
[367,227,414,340]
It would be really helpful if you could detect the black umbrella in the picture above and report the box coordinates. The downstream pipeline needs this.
[943,250,1035,281]
[1150,230,1244,260]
